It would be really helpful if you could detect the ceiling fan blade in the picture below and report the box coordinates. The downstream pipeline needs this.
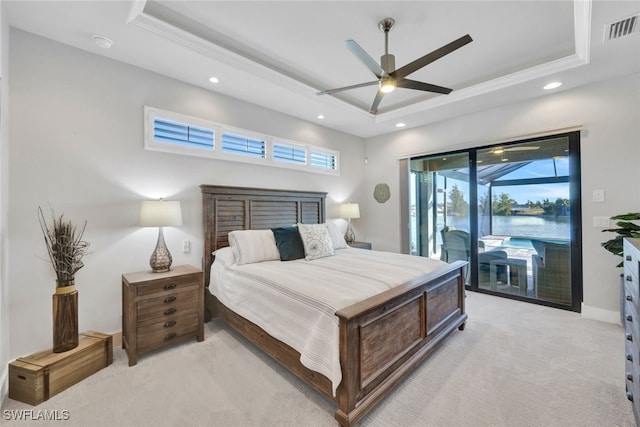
[317,80,379,96]
[345,39,388,79]
[396,78,452,94]
[391,34,473,80]
[369,90,385,114]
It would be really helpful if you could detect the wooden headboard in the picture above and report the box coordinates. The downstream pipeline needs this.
[200,185,327,288]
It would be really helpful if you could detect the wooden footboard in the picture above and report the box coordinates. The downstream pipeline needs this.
[207,260,466,426]
[334,260,466,426]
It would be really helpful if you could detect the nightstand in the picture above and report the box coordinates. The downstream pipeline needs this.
[348,241,372,250]
[122,265,204,366]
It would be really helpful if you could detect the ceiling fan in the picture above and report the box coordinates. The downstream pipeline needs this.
[317,18,473,114]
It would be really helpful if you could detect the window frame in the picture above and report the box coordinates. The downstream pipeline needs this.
[144,106,339,175]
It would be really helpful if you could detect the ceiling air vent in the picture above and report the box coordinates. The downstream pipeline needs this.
[605,13,640,42]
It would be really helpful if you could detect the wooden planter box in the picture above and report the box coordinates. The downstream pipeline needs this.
[8,331,112,405]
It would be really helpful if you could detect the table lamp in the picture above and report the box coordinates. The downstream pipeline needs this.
[140,199,182,272]
[339,203,360,244]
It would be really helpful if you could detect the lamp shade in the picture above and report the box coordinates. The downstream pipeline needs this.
[339,203,360,219]
[139,200,183,227]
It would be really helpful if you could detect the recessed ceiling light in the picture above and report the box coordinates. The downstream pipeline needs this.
[395,122,406,128]
[208,76,220,84]
[543,81,562,90]
[92,34,113,49]
[317,114,325,119]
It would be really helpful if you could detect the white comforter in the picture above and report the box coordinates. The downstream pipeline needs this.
[209,247,447,395]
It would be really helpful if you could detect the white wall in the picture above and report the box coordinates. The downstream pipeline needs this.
[7,29,365,359]
[0,1,10,403]
[363,72,640,321]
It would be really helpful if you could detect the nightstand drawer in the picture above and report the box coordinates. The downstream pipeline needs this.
[137,292,199,323]
[135,274,200,297]
[137,312,200,353]
[137,287,199,311]
[137,311,199,336]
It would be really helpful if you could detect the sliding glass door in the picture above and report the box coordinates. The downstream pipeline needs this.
[410,152,470,266]
[409,132,582,311]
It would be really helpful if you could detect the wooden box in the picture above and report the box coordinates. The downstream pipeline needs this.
[8,331,113,405]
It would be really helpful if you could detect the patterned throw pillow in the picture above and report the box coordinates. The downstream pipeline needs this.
[297,223,335,260]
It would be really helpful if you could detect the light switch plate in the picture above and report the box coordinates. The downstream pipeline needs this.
[593,189,605,203]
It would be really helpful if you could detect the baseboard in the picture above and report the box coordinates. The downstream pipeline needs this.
[581,303,622,325]
[0,364,8,405]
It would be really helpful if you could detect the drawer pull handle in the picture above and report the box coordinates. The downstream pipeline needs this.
[627,255,633,261]
[627,295,634,302]
[164,283,177,290]
[627,352,634,362]
[627,314,634,322]
[626,333,633,342]
[628,391,634,402]
[164,308,177,316]
[164,333,177,341]
[628,372,634,382]
[17,375,26,381]
[164,296,177,304]
[164,320,177,328]
[627,276,633,282]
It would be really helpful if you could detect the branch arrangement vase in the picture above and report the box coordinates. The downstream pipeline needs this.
[38,207,89,353]
[52,281,79,352]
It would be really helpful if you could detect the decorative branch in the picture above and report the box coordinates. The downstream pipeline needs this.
[38,206,90,286]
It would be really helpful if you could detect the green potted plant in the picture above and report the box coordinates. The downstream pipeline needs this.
[601,213,640,266]
[38,207,90,352]
[601,212,640,323]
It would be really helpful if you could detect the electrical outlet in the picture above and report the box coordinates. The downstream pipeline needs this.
[182,240,191,253]
[593,216,611,228]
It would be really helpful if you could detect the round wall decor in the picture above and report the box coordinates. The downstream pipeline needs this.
[373,183,391,203]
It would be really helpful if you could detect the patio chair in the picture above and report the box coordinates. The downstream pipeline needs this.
[531,239,571,304]
[441,228,508,285]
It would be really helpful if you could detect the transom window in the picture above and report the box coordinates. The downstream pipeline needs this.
[153,118,214,150]
[144,106,339,175]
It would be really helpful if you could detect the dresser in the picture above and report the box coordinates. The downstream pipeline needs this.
[122,265,204,366]
[624,238,640,423]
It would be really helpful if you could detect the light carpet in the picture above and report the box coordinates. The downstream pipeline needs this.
[1,292,635,426]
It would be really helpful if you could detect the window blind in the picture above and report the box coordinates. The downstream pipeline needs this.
[153,118,214,149]
[222,132,266,158]
[273,143,306,165]
[310,151,337,170]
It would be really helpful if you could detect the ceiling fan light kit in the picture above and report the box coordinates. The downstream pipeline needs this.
[379,78,396,93]
[317,17,473,115]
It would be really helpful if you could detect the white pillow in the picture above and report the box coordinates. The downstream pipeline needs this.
[326,221,348,250]
[297,223,335,260]
[228,230,280,265]
[213,247,235,267]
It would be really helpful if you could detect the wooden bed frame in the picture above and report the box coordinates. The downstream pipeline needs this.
[201,185,467,426]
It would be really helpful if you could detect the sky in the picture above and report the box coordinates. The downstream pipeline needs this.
[442,157,570,205]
